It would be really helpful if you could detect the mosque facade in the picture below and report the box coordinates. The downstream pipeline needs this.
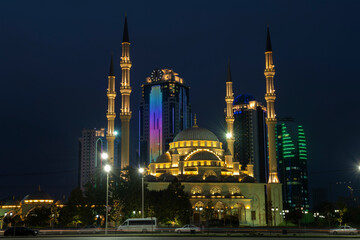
[145,27,283,226]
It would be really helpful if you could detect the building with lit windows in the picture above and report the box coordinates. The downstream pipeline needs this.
[139,69,192,166]
[276,118,309,210]
[146,121,279,226]
[145,27,284,226]
[232,94,267,183]
[78,128,120,190]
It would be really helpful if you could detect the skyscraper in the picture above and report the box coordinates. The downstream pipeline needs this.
[233,94,267,183]
[78,128,121,190]
[139,69,192,165]
[276,118,310,210]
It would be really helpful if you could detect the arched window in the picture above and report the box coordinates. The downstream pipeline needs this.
[203,170,217,180]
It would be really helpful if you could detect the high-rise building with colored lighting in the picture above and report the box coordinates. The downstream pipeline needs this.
[276,118,310,210]
[232,94,267,183]
[139,69,192,165]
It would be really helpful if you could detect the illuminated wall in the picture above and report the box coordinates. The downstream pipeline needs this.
[149,85,163,163]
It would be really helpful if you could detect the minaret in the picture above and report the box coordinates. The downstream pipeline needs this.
[106,56,116,165]
[225,61,235,157]
[120,16,132,169]
[264,26,279,183]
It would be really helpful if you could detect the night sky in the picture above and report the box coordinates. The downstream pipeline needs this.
[1,0,360,202]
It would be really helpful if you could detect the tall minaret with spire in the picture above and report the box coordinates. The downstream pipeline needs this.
[106,56,116,165]
[120,16,132,169]
[264,26,279,183]
[225,62,235,158]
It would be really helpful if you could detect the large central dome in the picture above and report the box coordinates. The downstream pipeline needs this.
[173,127,219,142]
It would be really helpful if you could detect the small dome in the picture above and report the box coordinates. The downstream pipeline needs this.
[186,175,202,182]
[158,173,177,182]
[22,190,53,201]
[205,175,219,182]
[224,176,238,182]
[144,175,157,182]
[173,127,219,142]
[188,151,220,161]
[233,94,256,105]
[156,153,171,163]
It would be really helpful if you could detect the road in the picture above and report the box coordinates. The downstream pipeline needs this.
[2,234,360,239]
[2,237,360,240]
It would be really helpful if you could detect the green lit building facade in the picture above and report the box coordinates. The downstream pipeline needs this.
[276,118,309,210]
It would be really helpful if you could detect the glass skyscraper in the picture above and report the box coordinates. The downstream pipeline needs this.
[276,118,309,210]
[139,69,191,166]
[232,94,268,183]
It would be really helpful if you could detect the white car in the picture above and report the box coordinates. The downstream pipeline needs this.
[329,226,358,235]
[175,225,201,233]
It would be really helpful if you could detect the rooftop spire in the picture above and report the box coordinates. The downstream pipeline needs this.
[193,113,198,128]
[122,15,130,43]
[266,25,272,52]
[109,55,115,76]
[226,60,232,82]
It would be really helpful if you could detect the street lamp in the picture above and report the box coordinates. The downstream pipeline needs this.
[139,167,145,218]
[271,207,279,226]
[104,164,111,234]
[226,132,232,139]
[101,152,109,160]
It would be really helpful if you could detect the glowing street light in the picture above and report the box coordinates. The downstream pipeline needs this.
[114,131,118,136]
[139,167,145,218]
[226,132,232,139]
[104,164,111,173]
[104,164,111,234]
[101,152,109,160]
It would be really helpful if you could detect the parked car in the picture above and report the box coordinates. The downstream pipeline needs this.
[77,225,101,234]
[117,218,157,232]
[175,225,201,233]
[329,226,358,235]
[4,227,39,236]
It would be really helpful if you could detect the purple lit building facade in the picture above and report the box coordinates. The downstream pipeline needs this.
[139,69,192,166]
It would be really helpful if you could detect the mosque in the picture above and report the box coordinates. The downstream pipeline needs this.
[105,17,283,226]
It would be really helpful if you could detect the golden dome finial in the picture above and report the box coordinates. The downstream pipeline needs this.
[194,113,198,128]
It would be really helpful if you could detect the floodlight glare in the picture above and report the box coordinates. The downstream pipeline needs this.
[226,132,232,139]
[104,164,111,173]
[139,168,145,174]
[101,152,109,160]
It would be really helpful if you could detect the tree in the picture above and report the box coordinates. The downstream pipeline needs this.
[149,179,192,225]
[25,207,51,227]
[201,201,215,226]
[58,188,94,227]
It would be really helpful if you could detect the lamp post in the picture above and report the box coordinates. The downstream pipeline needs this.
[101,151,109,234]
[271,207,279,226]
[104,164,111,234]
[102,151,110,235]
[139,167,145,218]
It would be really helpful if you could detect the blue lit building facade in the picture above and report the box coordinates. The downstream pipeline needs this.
[232,94,268,183]
[139,69,192,166]
[276,118,309,210]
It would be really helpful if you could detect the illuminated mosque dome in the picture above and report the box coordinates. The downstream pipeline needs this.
[187,151,220,161]
[233,94,256,105]
[173,127,219,142]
